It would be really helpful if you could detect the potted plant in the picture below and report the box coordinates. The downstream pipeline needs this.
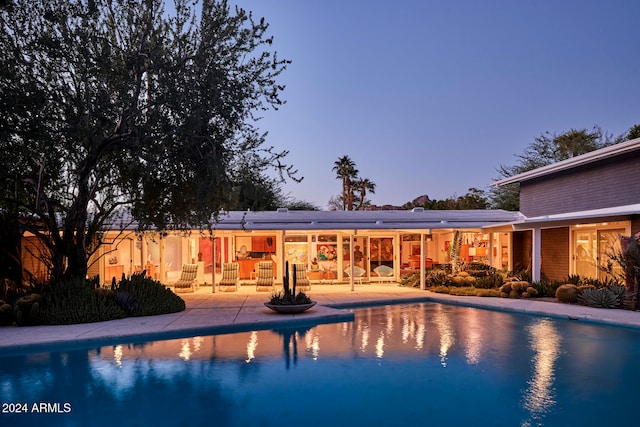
[265,261,316,314]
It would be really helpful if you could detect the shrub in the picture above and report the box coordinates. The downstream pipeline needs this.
[450,272,475,287]
[400,272,421,288]
[531,280,562,298]
[556,284,579,304]
[426,270,451,287]
[464,263,495,277]
[116,272,185,317]
[0,301,13,326]
[13,293,43,326]
[474,272,504,289]
[476,289,502,297]
[1,278,30,305]
[448,286,477,296]
[114,291,139,315]
[39,278,126,325]
[566,274,582,285]
[430,286,451,294]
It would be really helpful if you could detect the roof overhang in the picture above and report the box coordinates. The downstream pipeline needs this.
[492,137,640,187]
[482,203,640,231]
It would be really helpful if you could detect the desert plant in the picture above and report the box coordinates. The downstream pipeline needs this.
[269,261,312,305]
[530,280,563,298]
[448,286,478,296]
[429,285,451,294]
[578,284,627,309]
[39,278,126,325]
[116,272,185,316]
[1,278,29,305]
[566,274,583,285]
[114,291,139,315]
[475,289,502,297]
[450,272,475,287]
[400,272,421,288]
[13,293,43,326]
[0,301,13,326]
[556,284,579,304]
[464,262,495,277]
[450,231,464,274]
[474,272,504,289]
[426,270,451,287]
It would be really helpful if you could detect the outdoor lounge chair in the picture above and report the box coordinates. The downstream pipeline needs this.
[292,263,311,291]
[373,265,394,283]
[174,263,199,292]
[255,261,274,292]
[218,262,240,292]
[344,265,366,285]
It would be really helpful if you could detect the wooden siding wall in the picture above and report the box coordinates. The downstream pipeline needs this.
[632,216,640,235]
[519,152,640,217]
[512,231,531,273]
[21,237,50,282]
[541,228,569,281]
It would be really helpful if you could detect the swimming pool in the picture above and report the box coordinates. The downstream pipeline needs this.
[1,302,639,426]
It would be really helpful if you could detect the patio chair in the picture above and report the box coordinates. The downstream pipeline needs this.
[344,265,366,285]
[292,263,311,291]
[218,262,240,292]
[174,263,199,292]
[373,265,394,283]
[255,261,274,292]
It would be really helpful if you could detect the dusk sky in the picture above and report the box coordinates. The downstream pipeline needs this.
[230,0,640,210]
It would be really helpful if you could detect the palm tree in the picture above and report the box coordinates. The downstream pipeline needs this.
[333,156,358,210]
[353,178,376,210]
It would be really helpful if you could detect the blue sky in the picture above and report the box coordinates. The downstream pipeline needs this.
[231,0,640,210]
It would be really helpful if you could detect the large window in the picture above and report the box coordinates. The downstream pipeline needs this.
[573,224,626,280]
[285,235,308,265]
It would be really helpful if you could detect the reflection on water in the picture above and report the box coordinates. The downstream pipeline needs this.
[521,318,561,427]
[246,331,258,363]
[434,304,455,367]
[463,309,482,365]
[2,302,639,427]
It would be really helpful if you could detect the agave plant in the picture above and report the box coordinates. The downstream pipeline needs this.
[578,285,626,309]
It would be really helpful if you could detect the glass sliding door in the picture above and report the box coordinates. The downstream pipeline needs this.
[597,229,625,281]
[369,237,394,280]
[574,230,598,279]
[573,227,625,280]
[343,236,368,281]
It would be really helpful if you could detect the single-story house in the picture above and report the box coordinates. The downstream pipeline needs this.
[20,137,640,291]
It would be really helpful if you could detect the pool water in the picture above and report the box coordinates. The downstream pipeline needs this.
[1,302,639,427]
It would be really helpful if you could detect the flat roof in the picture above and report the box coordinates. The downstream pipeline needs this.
[211,208,524,231]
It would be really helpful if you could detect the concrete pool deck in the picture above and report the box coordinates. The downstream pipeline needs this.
[1,284,639,353]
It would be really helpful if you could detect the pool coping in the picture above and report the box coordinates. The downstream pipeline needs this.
[1,286,639,355]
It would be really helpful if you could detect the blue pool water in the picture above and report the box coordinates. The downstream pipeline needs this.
[1,302,639,427]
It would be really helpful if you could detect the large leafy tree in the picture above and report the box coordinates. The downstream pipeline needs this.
[489,127,614,210]
[0,0,295,281]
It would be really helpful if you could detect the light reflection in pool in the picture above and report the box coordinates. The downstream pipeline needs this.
[521,318,561,427]
[2,302,640,427]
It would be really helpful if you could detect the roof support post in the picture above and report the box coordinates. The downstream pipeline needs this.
[532,227,541,282]
[350,232,355,292]
[211,233,216,293]
[420,233,426,290]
